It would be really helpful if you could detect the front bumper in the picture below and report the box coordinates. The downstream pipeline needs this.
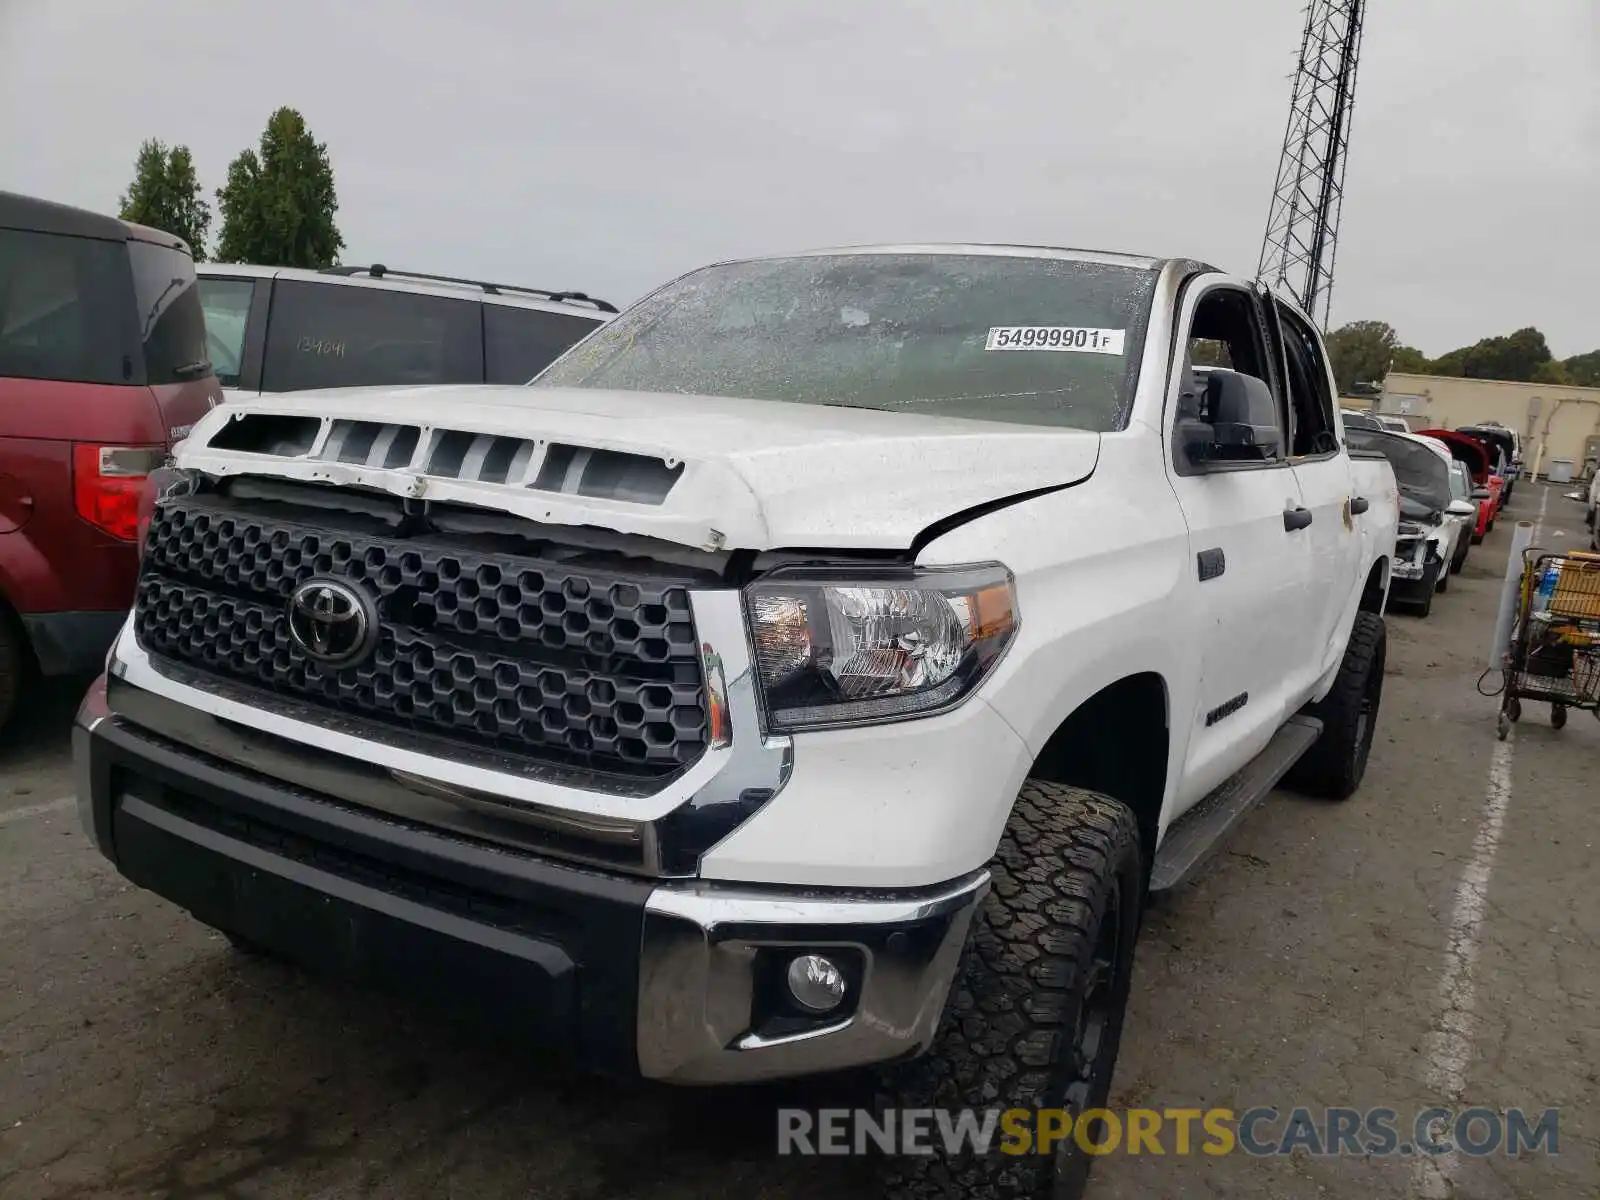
[1388,548,1443,602]
[74,679,987,1084]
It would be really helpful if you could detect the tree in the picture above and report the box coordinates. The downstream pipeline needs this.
[1323,320,1599,388]
[1323,320,1399,394]
[1390,345,1431,374]
[1561,351,1600,387]
[1425,326,1553,382]
[1475,326,1552,381]
[215,107,344,268]
[117,139,211,259]
[1428,347,1468,378]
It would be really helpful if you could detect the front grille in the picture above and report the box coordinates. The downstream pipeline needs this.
[134,494,709,781]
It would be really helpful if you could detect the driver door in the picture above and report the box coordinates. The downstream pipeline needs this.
[1164,277,1310,812]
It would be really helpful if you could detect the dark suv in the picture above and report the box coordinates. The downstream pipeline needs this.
[0,191,219,730]
[195,264,615,399]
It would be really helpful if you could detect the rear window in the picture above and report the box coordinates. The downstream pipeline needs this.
[128,240,209,385]
[261,281,480,392]
[0,228,132,385]
[485,304,601,384]
[198,277,255,387]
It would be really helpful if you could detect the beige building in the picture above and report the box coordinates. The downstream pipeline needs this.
[1369,373,1600,479]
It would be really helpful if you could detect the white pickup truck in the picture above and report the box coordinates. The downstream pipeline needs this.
[75,245,1398,1199]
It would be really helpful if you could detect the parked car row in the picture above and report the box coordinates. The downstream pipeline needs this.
[0,190,613,727]
[1416,426,1514,543]
[1343,423,1513,618]
[1456,422,1521,503]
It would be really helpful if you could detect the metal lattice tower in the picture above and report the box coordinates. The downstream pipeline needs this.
[1256,0,1366,330]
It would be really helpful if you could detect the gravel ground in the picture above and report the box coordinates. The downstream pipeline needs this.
[2,482,1595,1200]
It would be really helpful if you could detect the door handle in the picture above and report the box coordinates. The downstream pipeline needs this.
[1349,495,1369,515]
[1283,506,1314,532]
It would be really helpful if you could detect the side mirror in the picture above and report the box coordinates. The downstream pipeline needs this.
[1179,370,1282,464]
[1470,487,1491,501]
[1446,500,1478,518]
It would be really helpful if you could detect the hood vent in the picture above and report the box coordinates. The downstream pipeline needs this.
[327,419,423,470]
[203,414,683,506]
[532,444,683,505]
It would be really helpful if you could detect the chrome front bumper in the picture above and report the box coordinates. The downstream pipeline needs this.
[637,871,989,1083]
[78,676,989,1085]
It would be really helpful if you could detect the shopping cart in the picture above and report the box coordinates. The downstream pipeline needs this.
[1497,549,1600,739]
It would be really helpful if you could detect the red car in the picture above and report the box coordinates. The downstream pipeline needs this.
[0,191,220,729]
[1456,424,1520,505]
[1415,429,1498,542]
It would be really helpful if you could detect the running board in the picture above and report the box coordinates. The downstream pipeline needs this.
[1149,714,1323,893]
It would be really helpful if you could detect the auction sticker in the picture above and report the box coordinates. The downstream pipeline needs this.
[985,326,1125,354]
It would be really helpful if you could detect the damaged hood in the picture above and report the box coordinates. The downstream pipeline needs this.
[182,384,1101,552]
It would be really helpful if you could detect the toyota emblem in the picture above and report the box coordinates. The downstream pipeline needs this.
[287,578,377,668]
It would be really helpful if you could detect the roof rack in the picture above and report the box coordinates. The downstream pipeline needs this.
[320,264,619,313]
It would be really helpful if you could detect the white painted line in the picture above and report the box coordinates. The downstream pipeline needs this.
[1418,735,1515,1097]
[0,795,75,826]
[1413,485,1546,1198]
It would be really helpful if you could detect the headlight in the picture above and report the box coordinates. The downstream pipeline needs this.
[744,563,1018,733]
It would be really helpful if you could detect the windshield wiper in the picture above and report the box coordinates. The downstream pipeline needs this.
[171,359,212,379]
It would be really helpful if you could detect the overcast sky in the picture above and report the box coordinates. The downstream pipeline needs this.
[2,0,1593,356]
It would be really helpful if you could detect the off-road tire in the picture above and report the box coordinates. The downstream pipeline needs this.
[1284,611,1386,800]
[878,782,1142,1200]
[1435,568,1449,594]
[1450,542,1468,575]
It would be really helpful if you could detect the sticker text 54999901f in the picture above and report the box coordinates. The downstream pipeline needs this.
[985,327,1126,354]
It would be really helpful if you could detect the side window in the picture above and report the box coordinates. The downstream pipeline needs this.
[127,240,210,385]
[1180,285,1285,463]
[0,228,130,386]
[484,305,602,384]
[261,282,480,392]
[198,277,256,387]
[1275,303,1338,456]
[1185,288,1273,386]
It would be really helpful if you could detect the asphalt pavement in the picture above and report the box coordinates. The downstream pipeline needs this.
[2,482,1595,1199]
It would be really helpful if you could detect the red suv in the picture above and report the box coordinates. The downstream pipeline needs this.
[0,191,220,730]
